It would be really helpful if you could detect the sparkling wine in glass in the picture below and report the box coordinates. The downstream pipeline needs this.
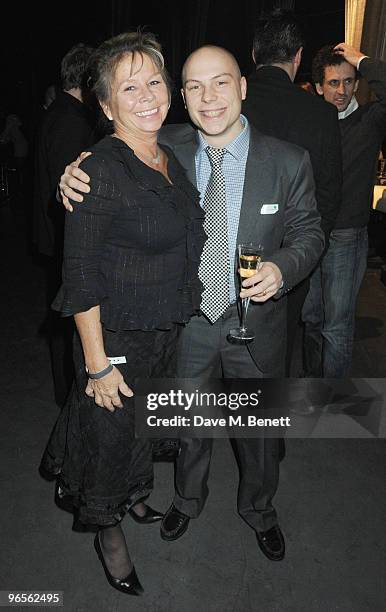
[229,243,264,341]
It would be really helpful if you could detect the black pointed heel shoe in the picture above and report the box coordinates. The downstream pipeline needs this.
[94,533,144,596]
[128,504,164,524]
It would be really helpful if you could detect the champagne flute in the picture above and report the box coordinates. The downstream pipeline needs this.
[229,243,264,341]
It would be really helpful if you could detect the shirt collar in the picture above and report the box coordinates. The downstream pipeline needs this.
[196,114,250,160]
[338,95,359,120]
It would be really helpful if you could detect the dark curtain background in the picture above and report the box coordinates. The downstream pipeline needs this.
[1,0,344,131]
[109,0,344,122]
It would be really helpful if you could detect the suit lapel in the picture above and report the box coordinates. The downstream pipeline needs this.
[169,139,198,187]
[236,127,270,245]
[164,125,272,244]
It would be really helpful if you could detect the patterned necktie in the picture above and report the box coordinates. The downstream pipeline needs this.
[198,146,230,323]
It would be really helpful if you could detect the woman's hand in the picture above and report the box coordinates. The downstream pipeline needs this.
[74,307,132,412]
[85,365,133,412]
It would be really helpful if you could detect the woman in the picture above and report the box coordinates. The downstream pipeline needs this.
[41,31,204,596]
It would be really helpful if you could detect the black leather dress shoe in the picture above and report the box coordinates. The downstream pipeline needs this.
[128,504,164,524]
[94,533,144,595]
[256,525,285,561]
[160,504,190,541]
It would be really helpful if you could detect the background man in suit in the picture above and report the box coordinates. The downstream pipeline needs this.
[302,43,386,377]
[33,43,95,407]
[59,45,324,561]
[242,9,342,375]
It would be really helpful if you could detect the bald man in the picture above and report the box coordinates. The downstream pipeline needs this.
[59,45,324,561]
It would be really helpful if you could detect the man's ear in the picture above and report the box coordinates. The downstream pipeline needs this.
[252,49,256,65]
[240,76,247,101]
[354,79,359,93]
[181,88,187,109]
[294,47,303,69]
[315,83,324,96]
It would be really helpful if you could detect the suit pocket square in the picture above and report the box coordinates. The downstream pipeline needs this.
[260,204,279,215]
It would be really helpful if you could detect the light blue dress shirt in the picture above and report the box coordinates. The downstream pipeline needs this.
[195,115,250,303]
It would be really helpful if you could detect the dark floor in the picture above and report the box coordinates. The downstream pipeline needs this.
[1,201,385,612]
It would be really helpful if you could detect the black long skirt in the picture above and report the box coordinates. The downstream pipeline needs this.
[41,324,179,529]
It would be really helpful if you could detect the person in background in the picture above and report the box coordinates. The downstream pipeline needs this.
[242,9,342,375]
[33,43,95,407]
[302,43,386,377]
[0,113,29,186]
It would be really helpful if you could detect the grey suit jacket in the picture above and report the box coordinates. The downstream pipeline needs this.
[159,123,324,375]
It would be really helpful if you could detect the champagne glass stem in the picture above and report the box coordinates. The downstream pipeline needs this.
[240,297,250,331]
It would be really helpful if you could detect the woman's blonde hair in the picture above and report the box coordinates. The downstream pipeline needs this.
[90,30,171,104]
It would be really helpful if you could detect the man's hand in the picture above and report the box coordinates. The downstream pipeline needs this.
[59,151,92,211]
[240,261,282,302]
[333,43,367,68]
[85,365,133,412]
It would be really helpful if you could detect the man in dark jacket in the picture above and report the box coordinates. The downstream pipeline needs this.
[33,43,95,406]
[302,43,386,377]
[243,9,342,374]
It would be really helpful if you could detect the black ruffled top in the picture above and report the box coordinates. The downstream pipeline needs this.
[52,135,205,330]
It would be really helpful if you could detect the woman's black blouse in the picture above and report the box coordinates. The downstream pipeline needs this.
[53,135,205,331]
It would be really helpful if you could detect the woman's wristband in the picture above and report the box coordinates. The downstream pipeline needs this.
[87,363,114,379]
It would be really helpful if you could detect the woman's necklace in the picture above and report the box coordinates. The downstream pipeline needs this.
[112,135,162,165]
[135,147,161,165]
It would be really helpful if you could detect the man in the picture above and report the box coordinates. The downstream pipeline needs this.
[33,43,95,407]
[60,45,324,561]
[302,43,386,377]
[242,9,342,374]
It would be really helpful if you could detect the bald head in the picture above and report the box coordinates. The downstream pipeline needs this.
[182,45,241,84]
[180,45,247,147]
